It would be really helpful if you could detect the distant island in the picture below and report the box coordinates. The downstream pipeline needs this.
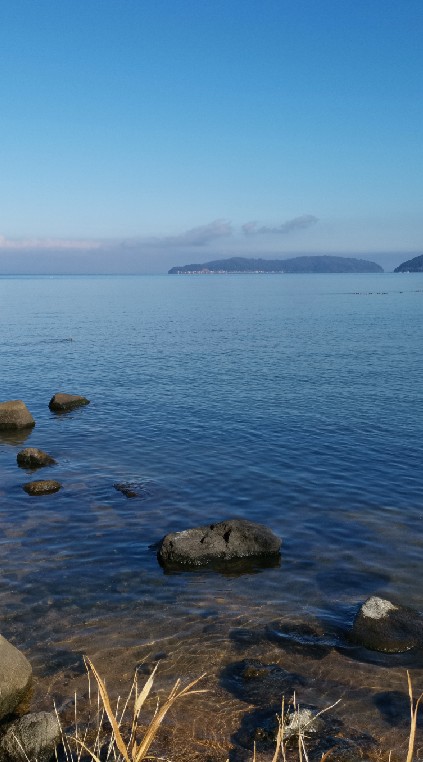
[394,254,423,273]
[169,255,384,274]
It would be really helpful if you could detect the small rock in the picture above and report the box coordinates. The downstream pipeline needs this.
[158,519,281,568]
[0,401,35,431]
[351,596,423,653]
[222,659,302,707]
[0,712,60,762]
[48,393,90,412]
[114,482,139,498]
[0,636,32,721]
[17,448,56,469]
[283,707,324,740]
[23,480,62,496]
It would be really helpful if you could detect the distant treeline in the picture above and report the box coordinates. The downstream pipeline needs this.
[169,255,383,274]
[394,254,423,272]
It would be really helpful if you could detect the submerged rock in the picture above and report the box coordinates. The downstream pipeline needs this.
[221,659,303,707]
[158,519,281,568]
[0,636,32,721]
[48,393,90,412]
[0,401,35,431]
[351,596,423,653]
[17,448,56,469]
[0,712,60,762]
[114,482,140,498]
[23,480,62,496]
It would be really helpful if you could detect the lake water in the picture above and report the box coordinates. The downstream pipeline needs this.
[1,273,423,759]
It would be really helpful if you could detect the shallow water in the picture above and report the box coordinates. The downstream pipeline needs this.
[1,273,423,758]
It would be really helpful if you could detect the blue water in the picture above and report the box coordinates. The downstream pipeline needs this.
[1,273,423,752]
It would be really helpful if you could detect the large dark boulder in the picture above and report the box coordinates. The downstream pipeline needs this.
[0,401,35,431]
[0,712,60,762]
[17,448,56,469]
[0,636,32,721]
[158,519,281,568]
[351,596,423,653]
[23,480,62,496]
[48,393,90,412]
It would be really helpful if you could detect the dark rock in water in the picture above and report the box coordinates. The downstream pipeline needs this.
[158,519,281,568]
[114,482,139,498]
[232,704,331,761]
[231,701,375,762]
[48,393,90,412]
[0,636,32,721]
[0,401,35,431]
[221,659,304,707]
[351,596,423,653]
[266,620,334,660]
[17,448,56,469]
[23,480,62,496]
[0,712,60,762]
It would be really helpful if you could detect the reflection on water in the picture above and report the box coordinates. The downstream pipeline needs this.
[1,274,423,758]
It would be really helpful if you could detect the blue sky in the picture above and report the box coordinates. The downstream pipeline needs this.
[0,0,422,272]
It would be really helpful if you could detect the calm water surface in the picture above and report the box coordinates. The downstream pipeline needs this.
[1,273,423,758]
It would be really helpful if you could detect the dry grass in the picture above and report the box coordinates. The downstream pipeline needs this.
[57,662,423,762]
[251,670,423,762]
[58,657,206,762]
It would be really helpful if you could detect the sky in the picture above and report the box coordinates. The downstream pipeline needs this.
[0,0,422,273]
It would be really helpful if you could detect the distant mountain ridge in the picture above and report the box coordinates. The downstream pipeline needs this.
[394,254,423,272]
[169,255,383,274]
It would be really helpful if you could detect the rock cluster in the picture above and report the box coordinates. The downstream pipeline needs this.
[0,393,88,496]
[0,636,59,762]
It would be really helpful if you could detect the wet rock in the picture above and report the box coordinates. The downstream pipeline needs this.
[233,704,328,761]
[17,448,56,469]
[0,636,32,721]
[351,596,423,653]
[221,660,304,707]
[0,712,60,762]
[48,393,90,412]
[266,620,333,660]
[114,482,140,498]
[158,519,281,568]
[23,480,62,496]
[0,401,35,431]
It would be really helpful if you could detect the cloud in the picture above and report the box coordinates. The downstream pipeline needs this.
[121,219,233,249]
[242,215,318,236]
[0,235,102,251]
[161,219,232,246]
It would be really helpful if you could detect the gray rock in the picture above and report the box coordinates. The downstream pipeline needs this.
[283,707,324,740]
[17,448,56,469]
[158,519,281,567]
[23,480,62,496]
[48,393,90,412]
[0,401,35,431]
[351,596,423,653]
[0,636,32,721]
[0,712,60,762]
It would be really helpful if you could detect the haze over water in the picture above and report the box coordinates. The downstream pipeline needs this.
[1,272,423,755]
